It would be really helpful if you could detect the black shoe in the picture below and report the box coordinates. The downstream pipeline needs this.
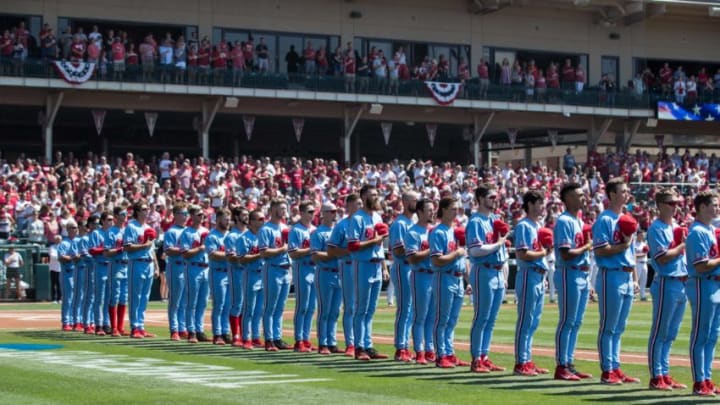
[196,331,210,342]
[103,325,112,335]
[366,347,389,359]
[222,334,233,345]
[274,339,291,350]
[328,345,341,354]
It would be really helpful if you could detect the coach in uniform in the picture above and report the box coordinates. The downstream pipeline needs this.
[109,207,130,337]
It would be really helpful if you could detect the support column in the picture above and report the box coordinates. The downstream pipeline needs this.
[620,119,642,153]
[524,146,532,168]
[102,136,109,156]
[342,105,364,166]
[198,97,222,159]
[587,117,612,152]
[471,112,495,167]
[42,92,64,162]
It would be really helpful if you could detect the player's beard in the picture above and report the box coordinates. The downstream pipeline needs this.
[365,197,380,212]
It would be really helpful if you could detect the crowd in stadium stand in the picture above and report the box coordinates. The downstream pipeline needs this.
[1,21,719,103]
[0,146,714,249]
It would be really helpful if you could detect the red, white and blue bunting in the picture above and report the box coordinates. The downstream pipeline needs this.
[53,61,95,84]
[424,81,462,106]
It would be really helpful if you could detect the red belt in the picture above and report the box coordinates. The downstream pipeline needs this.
[570,265,590,272]
[621,266,634,273]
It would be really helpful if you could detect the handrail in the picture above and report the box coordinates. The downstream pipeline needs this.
[0,58,678,110]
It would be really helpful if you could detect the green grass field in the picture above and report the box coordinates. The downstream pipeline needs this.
[0,297,712,404]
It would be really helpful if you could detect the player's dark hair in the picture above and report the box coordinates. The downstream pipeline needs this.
[437,197,457,219]
[345,193,360,205]
[694,191,716,210]
[605,177,626,196]
[299,200,314,213]
[474,183,496,202]
[560,182,582,204]
[415,198,433,213]
[359,184,376,198]
[131,199,148,219]
[522,190,545,212]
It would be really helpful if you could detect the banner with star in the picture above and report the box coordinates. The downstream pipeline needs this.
[425,81,463,106]
[657,101,718,121]
[53,61,96,84]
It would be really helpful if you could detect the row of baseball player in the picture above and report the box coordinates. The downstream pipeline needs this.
[56,179,720,397]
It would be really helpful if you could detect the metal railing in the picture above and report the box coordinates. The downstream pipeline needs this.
[4,57,712,109]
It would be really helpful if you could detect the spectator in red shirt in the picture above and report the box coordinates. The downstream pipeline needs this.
[477,58,490,99]
[231,40,244,86]
[561,58,575,91]
[343,43,356,93]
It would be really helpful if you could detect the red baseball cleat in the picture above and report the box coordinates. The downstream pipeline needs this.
[425,351,436,363]
[614,368,640,384]
[231,337,242,347]
[449,354,470,367]
[344,345,355,357]
[527,361,549,374]
[131,329,144,339]
[705,379,720,394]
[436,355,456,369]
[111,328,121,337]
[170,332,180,341]
[62,324,73,332]
[251,338,263,348]
[242,340,254,350]
[482,356,505,372]
[568,364,591,379]
[318,346,331,355]
[693,381,715,396]
[663,375,686,389]
[554,365,581,381]
[142,330,156,338]
[649,376,672,391]
[95,327,106,337]
[514,362,538,377]
[179,331,189,339]
[471,358,490,373]
[213,335,226,345]
[600,370,623,385]
[74,323,85,332]
[188,332,198,344]
[415,351,427,365]
[394,349,412,362]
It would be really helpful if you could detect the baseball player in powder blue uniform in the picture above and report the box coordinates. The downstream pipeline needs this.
[259,198,292,351]
[70,225,86,332]
[389,191,418,362]
[466,184,507,373]
[180,205,211,344]
[289,202,317,352]
[646,188,688,391]
[404,198,435,365]
[125,201,158,338]
[592,178,640,385]
[206,208,230,345]
[58,221,80,331]
[225,207,248,347]
[109,208,130,336]
[80,218,98,334]
[552,183,593,381]
[238,210,265,350]
[347,185,389,361]
[513,190,551,377]
[164,204,188,340]
[327,193,362,356]
[430,197,470,369]
[311,202,342,354]
[685,191,720,396]
[89,212,113,335]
